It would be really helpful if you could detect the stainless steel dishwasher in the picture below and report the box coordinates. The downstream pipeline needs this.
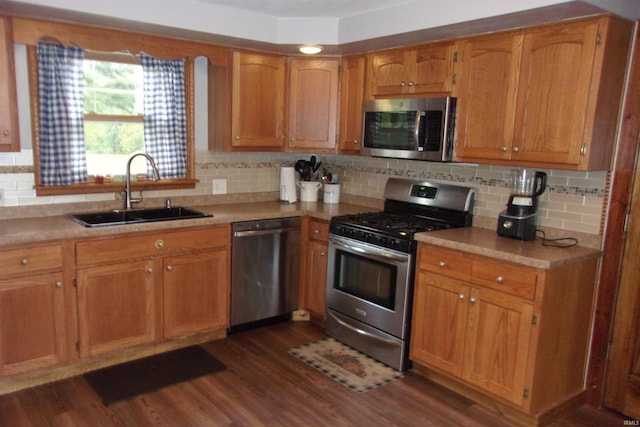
[230,217,301,332]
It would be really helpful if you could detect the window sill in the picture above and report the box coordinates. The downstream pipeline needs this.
[34,179,198,196]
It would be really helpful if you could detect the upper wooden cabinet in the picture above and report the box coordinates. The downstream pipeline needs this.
[455,16,632,170]
[366,41,457,98]
[339,55,365,154]
[0,16,19,152]
[287,58,339,152]
[210,51,286,151]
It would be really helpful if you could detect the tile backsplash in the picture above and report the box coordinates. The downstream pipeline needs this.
[0,149,607,240]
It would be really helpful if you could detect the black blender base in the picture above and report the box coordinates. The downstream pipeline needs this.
[497,213,538,241]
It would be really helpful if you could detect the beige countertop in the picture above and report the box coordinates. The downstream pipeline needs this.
[0,201,375,247]
[414,227,601,269]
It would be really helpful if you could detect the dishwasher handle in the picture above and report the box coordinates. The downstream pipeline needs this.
[233,226,299,238]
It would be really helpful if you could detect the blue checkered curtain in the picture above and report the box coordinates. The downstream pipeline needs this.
[37,43,87,185]
[140,55,187,179]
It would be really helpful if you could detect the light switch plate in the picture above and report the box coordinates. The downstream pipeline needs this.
[212,179,227,194]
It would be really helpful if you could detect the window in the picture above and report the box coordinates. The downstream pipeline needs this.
[83,53,145,177]
[29,41,197,196]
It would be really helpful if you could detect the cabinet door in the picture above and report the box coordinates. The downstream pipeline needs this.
[369,49,412,97]
[0,16,19,152]
[77,260,157,358]
[287,58,339,150]
[463,287,533,406]
[410,272,468,377]
[162,250,229,339]
[454,32,522,161]
[0,273,66,376]
[412,42,456,94]
[339,55,365,153]
[231,52,286,149]
[512,21,599,165]
[304,239,328,320]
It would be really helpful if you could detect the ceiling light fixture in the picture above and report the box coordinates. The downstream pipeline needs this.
[299,45,322,55]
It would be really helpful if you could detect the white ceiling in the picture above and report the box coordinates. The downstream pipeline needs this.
[195,0,415,18]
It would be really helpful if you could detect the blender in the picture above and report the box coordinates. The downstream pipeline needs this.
[497,169,547,240]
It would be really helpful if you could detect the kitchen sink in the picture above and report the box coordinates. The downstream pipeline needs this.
[66,207,212,227]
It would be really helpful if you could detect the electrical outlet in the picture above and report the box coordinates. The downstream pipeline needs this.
[212,179,227,195]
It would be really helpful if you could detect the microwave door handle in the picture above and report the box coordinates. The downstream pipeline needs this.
[414,111,421,150]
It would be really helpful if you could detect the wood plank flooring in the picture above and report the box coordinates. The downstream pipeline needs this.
[0,321,629,426]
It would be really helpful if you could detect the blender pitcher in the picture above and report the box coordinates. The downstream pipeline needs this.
[507,169,547,216]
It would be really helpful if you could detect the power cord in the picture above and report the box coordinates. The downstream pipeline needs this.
[536,229,579,248]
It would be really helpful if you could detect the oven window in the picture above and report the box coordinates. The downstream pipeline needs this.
[334,250,397,310]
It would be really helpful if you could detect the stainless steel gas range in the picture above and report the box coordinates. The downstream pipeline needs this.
[325,178,475,371]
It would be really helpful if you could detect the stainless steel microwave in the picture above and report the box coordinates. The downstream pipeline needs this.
[362,97,456,161]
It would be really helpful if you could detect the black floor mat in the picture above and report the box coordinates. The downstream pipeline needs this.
[84,346,226,405]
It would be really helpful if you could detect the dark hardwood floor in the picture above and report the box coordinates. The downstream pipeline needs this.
[0,321,630,426]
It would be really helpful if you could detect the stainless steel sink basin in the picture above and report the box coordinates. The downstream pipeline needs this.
[66,207,212,227]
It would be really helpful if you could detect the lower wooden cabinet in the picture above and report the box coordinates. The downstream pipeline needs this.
[0,272,67,376]
[411,243,598,424]
[75,226,230,358]
[301,218,329,323]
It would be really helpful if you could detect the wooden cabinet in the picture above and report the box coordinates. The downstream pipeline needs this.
[0,244,68,377]
[367,41,457,98]
[287,58,339,152]
[0,16,19,152]
[210,51,286,151]
[455,16,632,170]
[210,51,340,152]
[75,226,230,358]
[301,218,329,323]
[411,243,599,424]
[339,55,365,154]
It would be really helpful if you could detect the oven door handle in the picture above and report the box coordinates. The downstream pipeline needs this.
[327,311,400,346]
[329,236,409,263]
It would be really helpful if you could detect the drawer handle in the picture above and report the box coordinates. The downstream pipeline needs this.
[55,281,62,288]
[496,276,504,284]
[458,294,465,300]
[21,258,28,265]
[154,239,165,250]
[438,261,446,268]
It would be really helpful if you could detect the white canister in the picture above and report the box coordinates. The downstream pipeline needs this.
[323,184,341,204]
[297,181,321,202]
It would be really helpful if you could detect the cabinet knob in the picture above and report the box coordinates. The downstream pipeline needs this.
[55,281,62,288]
[438,261,446,268]
[320,252,325,257]
[234,135,240,140]
[400,81,406,87]
[21,258,28,265]
[512,146,520,152]
[167,265,173,271]
[469,297,476,304]
[313,229,320,234]
[353,139,359,145]
[154,239,165,250]
[501,146,508,152]
[458,294,465,300]
[496,276,504,283]
[147,267,154,273]
[289,137,294,142]
[2,130,9,137]
[408,81,414,87]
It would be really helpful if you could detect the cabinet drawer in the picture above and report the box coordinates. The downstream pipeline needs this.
[76,226,230,266]
[0,244,62,277]
[308,219,329,242]
[418,244,472,281]
[471,258,538,299]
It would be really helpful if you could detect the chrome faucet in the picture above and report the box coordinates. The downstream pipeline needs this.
[124,153,161,210]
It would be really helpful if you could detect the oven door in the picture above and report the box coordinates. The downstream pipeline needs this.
[326,234,412,340]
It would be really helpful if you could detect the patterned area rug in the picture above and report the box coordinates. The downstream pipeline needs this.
[288,338,404,392]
